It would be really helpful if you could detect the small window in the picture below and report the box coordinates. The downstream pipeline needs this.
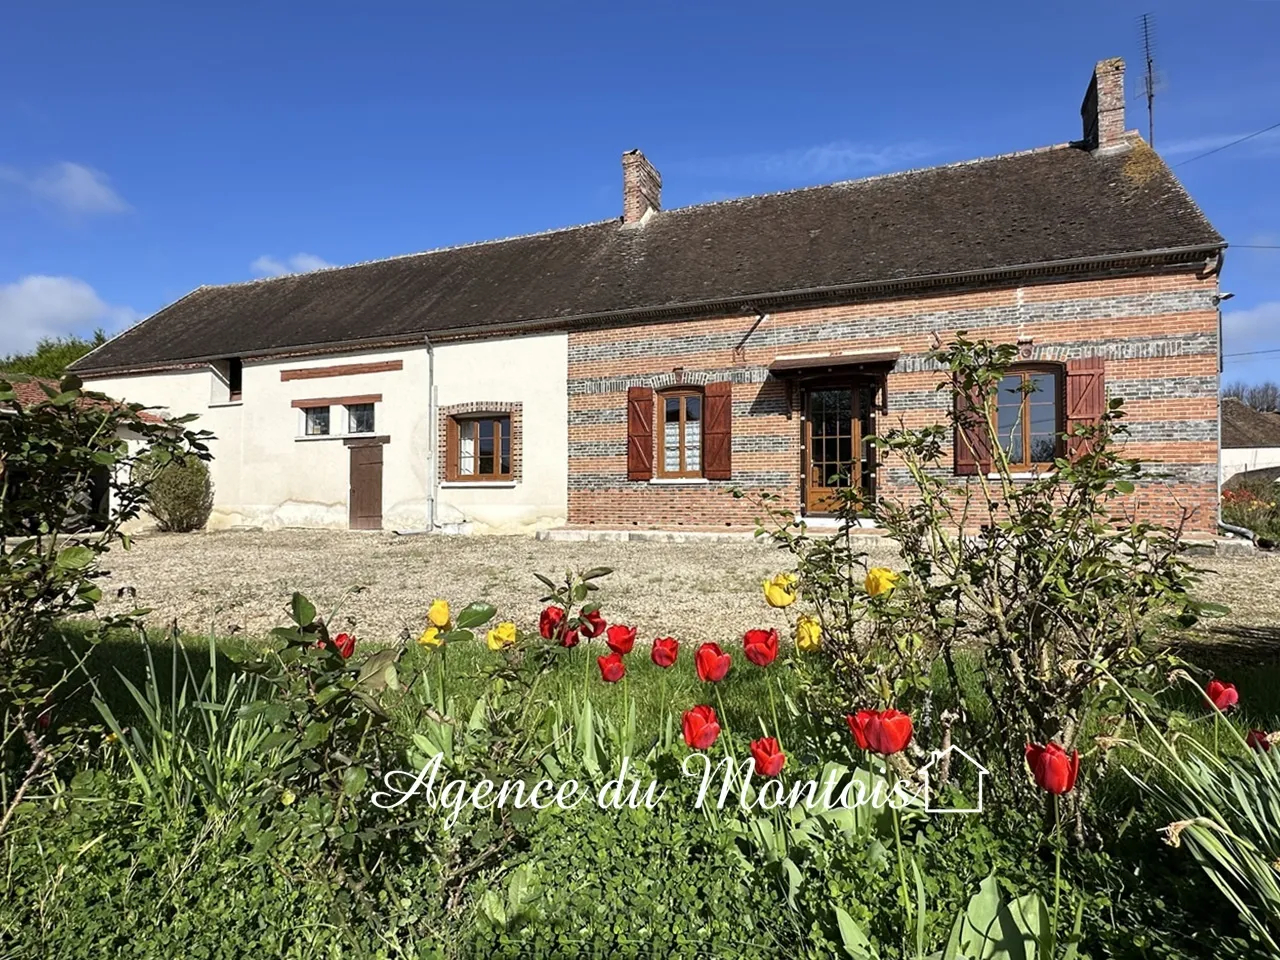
[450,415,511,481]
[347,402,375,435]
[304,406,330,436]
[658,390,703,478]
[228,358,243,401]
[993,366,1062,469]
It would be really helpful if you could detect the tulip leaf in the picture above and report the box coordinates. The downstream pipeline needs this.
[581,566,613,581]
[835,906,877,959]
[782,856,802,910]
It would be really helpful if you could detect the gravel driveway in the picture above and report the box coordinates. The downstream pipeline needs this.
[94,530,1280,649]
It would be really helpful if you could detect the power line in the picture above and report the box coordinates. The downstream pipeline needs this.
[1232,245,1280,250]
[1223,347,1280,359]
[1173,120,1280,167]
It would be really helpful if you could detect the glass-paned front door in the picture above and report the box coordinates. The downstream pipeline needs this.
[803,384,876,515]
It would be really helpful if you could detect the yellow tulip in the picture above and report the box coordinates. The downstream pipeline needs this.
[762,572,798,608]
[865,568,901,597]
[796,615,822,652]
[417,626,443,648]
[486,621,517,651]
[428,598,450,628]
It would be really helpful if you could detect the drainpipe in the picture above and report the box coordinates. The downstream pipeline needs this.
[1212,283,1253,542]
[425,335,437,532]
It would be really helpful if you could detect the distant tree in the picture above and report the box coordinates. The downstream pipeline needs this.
[0,330,108,379]
[1222,380,1280,413]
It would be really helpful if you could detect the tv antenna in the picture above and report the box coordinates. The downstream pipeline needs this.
[1140,13,1157,146]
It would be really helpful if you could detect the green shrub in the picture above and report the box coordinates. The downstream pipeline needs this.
[1223,478,1280,541]
[140,455,214,532]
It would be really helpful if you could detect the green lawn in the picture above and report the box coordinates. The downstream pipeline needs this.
[47,620,1280,765]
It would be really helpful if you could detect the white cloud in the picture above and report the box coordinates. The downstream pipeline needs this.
[0,161,129,216]
[0,275,138,354]
[673,140,941,183]
[250,253,334,278]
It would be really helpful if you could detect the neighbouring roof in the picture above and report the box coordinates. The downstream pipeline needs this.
[72,139,1223,376]
[1225,466,1280,491]
[1223,397,1280,449]
[2,374,164,423]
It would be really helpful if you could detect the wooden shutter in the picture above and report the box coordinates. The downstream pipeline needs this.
[444,416,459,481]
[627,386,654,480]
[953,378,992,476]
[1065,357,1106,460]
[703,381,733,480]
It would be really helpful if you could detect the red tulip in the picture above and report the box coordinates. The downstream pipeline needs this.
[1207,679,1239,712]
[743,628,779,667]
[560,626,580,648]
[750,737,786,776]
[606,624,637,656]
[36,701,52,731]
[695,642,732,682]
[1248,729,1272,752]
[597,652,626,683]
[1025,741,1080,795]
[539,606,564,640]
[651,636,679,668]
[846,708,913,755]
[581,610,607,638]
[682,705,721,750]
[332,633,355,659]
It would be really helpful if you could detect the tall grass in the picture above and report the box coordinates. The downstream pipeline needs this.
[89,626,286,813]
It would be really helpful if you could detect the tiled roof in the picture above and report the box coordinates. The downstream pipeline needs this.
[1223,397,1280,449]
[3,374,164,423]
[72,138,1223,375]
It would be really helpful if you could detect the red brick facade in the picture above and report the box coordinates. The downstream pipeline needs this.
[567,268,1220,535]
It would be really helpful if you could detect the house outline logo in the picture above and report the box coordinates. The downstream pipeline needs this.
[919,744,989,814]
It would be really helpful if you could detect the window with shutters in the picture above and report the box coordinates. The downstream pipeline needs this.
[658,389,703,478]
[448,415,512,481]
[993,364,1063,470]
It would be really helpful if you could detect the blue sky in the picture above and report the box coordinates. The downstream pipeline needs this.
[2,0,1277,384]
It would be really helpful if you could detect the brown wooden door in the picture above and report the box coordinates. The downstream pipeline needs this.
[804,387,860,515]
[348,443,383,530]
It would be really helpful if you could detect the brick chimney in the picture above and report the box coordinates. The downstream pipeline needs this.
[622,150,661,223]
[1080,57,1127,153]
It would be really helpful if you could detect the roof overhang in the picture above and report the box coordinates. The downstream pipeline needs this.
[769,348,901,375]
[70,243,1225,378]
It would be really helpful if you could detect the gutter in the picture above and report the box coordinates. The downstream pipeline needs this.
[395,335,439,537]
[70,243,1227,379]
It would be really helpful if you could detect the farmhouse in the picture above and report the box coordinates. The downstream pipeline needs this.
[71,57,1226,536]
[1221,398,1280,485]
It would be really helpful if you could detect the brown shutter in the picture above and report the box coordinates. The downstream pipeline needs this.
[444,416,458,481]
[626,386,654,480]
[703,381,733,480]
[953,378,992,476]
[1065,357,1106,460]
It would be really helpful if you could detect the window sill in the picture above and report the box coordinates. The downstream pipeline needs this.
[295,434,341,442]
[441,480,517,489]
[208,400,243,409]
[649,477,709,485]
[986,471,1055,480]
